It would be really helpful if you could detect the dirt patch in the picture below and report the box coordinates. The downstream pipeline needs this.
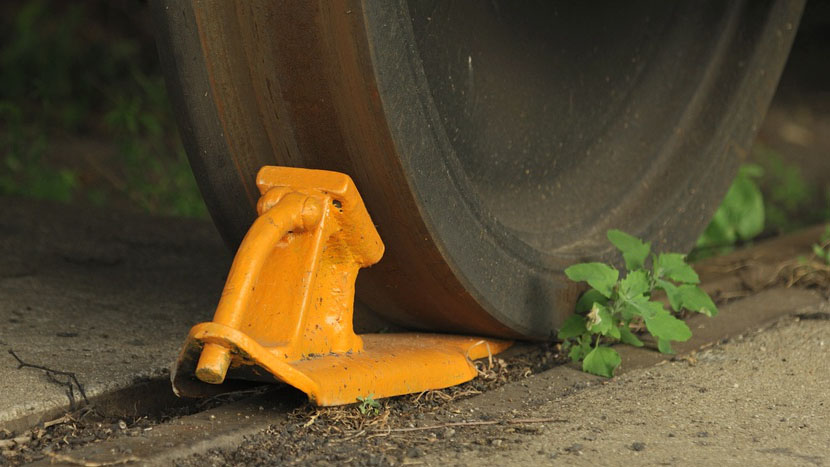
[0,388,266,465]
[168,341,565,466]
[0,342,566,466]
[1,407,158,465]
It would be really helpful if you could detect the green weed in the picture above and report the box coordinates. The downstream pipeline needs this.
[559,230,718,378]
[812,225,830,265]
[694,164,765,258]
[356,394,381,416]
[692,146,830,260]
[754,145,830,233]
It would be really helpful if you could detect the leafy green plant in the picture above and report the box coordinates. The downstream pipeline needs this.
[356,394,380,416]
[694,164,765,257]
[812,225,830,265]
[559,230,718,378]
[753,145,829,233]
[784,225,830,291]
[693,148,830,261]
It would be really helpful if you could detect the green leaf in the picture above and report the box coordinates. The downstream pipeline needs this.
[558,315,588,340]
[608,325,621,340]
[696,207,737,249]
[568,338,592,362]
[657,338,674,354]
[565,263,619,298]
[607,229,651,270]
[738,163,764,178]
[582,346,621,378]
[575,289,608,314]
[568,345,582,362]
[620,270,650,300]
[655,253,699,284]
[619,326,644,347]
[620,303,639,322]
[621,295,663,321]
[643,308,692,343]
[678,285,718,317]
[812,243,830,264]
[728,172,765,240]
[586,303,615,336]
[656,279,682,311]
[695,164,765,249]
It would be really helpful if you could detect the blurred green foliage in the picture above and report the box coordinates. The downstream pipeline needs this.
[693,145,830,260]
[0,0,206,217]
[754,144,830,233]
[812,225,830,265]
[693,164,765,259]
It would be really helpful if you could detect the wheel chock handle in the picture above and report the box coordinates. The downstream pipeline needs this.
[192,190,324,384]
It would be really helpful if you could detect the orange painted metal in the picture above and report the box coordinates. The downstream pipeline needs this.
[172,167,511,405]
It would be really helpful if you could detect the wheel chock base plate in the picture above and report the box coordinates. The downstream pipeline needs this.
[172,322,511,405]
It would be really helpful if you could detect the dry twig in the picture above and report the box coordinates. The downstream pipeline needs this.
[46,452,141,466]
[351,416,568,435]
[0,435,31,450]
[43,414,73,429]
[8,349,88,409]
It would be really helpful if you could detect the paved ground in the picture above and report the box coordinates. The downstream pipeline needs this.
[427,311,830,466]
[147,287,823,467]
[0,196,229,432]
[1,197,829,466]
[23,286,826,466]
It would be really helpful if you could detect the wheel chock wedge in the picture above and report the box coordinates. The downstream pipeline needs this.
[171,166,511,406]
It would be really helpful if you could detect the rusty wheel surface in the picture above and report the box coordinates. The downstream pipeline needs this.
[151,1,801,339]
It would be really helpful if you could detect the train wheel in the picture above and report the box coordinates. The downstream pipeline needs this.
[151,1,801,338]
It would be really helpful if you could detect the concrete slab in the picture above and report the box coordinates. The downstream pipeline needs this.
[0,196,230,431]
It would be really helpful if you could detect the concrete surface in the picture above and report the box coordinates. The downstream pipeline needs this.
[0,196,230,431]
[2,197,829,466]
[427,308,830,466]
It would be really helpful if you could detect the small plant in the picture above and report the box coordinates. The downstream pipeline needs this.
[754,145,829,233]
[559,230,718,378]
[781,225,830,291]
[694,164,765,258]
[356,394,380,416]
[811,225,830,265]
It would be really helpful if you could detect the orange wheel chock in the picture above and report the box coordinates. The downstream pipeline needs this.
[171,167,511,406]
